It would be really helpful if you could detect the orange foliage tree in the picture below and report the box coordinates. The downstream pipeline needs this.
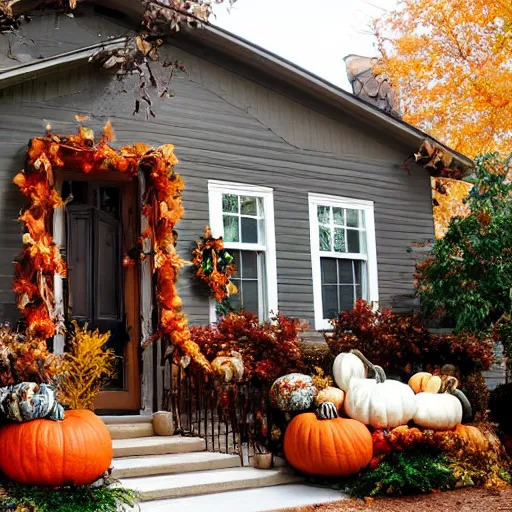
[374,0,512,159]
[431,177,472,239]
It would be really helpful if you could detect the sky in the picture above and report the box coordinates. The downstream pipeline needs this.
[213,0,398,92]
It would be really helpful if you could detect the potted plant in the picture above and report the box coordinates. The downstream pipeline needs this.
[253,442,273,469]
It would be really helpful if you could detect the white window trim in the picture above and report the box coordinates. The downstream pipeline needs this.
[208,180,278,322]
[309,193,379,331]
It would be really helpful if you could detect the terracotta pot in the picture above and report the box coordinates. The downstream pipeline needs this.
[152,411,174,436]
[253,452,273,469]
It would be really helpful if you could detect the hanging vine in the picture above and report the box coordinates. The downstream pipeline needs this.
[12,121,211,372]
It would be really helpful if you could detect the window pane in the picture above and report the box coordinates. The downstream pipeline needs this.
[242,280,259,315]
[223,215,239,242]
[222,194,238,213]
[230,250,241,278]
[347,229,361,253]
[229,280,242,311]
[346,209,359,228]
[354,260,362,284]
[321,258,337,284]
[317,205,330,224]
[338,260,353,284]
[339,285,355,312]
[241,251,258,278]
[241,196,258,215]
[241,217,258,243]
[333,207,344,226]
[334,228,346,252]
[355,284,363,300]
[322,285,338,319]
[319,226,331,251]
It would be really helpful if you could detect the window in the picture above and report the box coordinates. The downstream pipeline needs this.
[208,181,278,321]
[309,193,379,330]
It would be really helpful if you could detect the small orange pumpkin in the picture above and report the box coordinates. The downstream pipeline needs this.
[284,402,373,477]
[0,409,113,486]
[454,424,489,452]
[314,386,345,411]
[408,372,442,394]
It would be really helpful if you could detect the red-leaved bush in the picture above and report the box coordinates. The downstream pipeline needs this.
[190,312,307,385]
[327,300,494,377]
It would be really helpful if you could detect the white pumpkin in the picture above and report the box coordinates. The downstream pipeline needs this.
[332,352,367,391]
[413,392,462,430]
[344,370,416,428]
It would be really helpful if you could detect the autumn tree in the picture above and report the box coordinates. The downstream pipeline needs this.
[374,0,512,158]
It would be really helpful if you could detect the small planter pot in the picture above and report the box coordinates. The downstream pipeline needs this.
[253,452,273,469]
[152,411,174,436]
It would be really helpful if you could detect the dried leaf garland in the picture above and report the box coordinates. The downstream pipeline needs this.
[138,146,211,372]
[13,121,211,372]
[192,225,237,303]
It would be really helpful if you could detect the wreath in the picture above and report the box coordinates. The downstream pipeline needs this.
[12,121,211,372]
[192,226,237,303]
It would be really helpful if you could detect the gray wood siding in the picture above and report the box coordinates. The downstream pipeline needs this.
[0,37,434,329]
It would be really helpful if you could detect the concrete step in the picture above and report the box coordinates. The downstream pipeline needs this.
[113,436,205,458]
[119,467,302,502]
[138,484,345,512]
[108,423,155,440]
[100,415,153,425]
[111,451,241,479]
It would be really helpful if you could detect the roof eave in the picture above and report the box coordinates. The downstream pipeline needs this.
[0,37,128,91]
[187,24,473,175]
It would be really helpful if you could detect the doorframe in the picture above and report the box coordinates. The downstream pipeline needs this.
[53,170,142,413]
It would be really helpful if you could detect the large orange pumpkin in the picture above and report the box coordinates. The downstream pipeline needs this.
[0,409,113,486]
[284,402,373,477]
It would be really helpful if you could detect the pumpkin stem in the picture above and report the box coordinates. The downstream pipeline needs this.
[350,349,376,371]
[445,379,473,422]
[374,366,387,383]
[350,350,387,383]
[444,376,458,393]
[315,402,339,420]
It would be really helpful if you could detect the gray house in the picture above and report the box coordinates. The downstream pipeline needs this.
[0,3,471,414]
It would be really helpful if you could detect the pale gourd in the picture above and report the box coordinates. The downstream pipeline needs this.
[343,354,416,429]
[332,351,367,392]
[413,392,462,430]
[314,386,345,411]
[413,376,471,429]
[408,372,442,394]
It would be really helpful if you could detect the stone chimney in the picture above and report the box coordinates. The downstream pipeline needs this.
[344,54,400,118]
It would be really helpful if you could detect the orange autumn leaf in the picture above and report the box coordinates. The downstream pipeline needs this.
[102,120,116,142]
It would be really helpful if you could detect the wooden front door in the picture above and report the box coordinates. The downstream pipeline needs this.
[62,176,140,412]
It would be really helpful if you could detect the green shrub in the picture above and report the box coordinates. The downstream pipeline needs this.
[0,478,138,512]
[344,450,456,498]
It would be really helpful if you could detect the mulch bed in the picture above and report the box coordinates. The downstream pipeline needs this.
[275,487,512,512]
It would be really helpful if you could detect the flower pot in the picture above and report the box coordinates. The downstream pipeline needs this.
[253,452,273,469]
[152,411,174,436]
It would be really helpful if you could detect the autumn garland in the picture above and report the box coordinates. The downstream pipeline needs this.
[192,226,237,303]
[12,122,211,372]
